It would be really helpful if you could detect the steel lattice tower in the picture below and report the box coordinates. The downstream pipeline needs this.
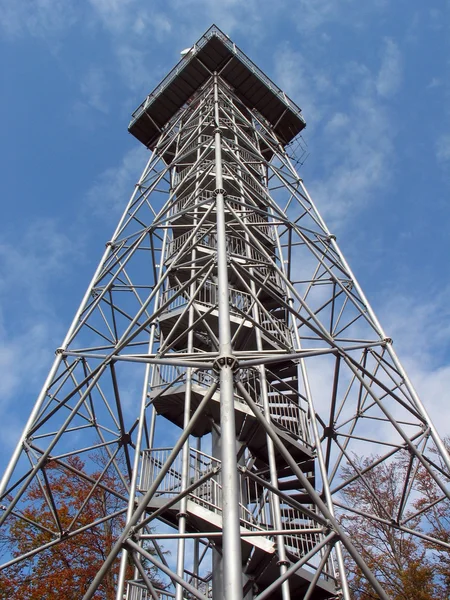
[1,25,450,600]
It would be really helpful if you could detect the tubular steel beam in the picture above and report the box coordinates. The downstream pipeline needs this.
[2,28,450,600]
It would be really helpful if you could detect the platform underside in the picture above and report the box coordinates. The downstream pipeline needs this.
[129,27,306,149]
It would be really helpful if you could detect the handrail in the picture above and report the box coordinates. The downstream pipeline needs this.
[138,445,335,579]
[129,25,305,130]
[166,228,274,261]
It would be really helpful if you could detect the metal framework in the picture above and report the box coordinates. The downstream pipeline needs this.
[1,25,450,600]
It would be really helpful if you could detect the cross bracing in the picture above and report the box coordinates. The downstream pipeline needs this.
[1,25,450,600]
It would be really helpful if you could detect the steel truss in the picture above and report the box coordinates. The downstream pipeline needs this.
[1,41,450,600]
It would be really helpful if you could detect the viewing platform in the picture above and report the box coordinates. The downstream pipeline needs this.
[128,25,306,150]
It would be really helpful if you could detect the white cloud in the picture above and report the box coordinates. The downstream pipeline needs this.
[132,12,172,40]
[87,0,135,34]
[80,66,110,113]
[173,0,258,36]
[378,287,450,431]
[376,38,402,98]
[86,146,149,219]
[0,311,57,403]
[0,219,78,310]
[275,46,395,229]
[436,134,450,163]
[88,0,172,41]
[0,0,77,39]
[115,44,154,94]
[274,46,333,128]
[0,218,79,426]
[293,0,338,32]
[292,0,388,34]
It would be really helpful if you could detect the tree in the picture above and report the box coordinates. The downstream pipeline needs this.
[0,454,162,600]
[338,454,448,599]
[410,438,450,593]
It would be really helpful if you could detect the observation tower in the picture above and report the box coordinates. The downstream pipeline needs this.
[1,25,450,600]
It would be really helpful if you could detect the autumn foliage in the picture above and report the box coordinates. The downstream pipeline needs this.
[0,455,130,600]
[339,441,450,599]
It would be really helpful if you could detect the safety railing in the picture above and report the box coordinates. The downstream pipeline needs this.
[177,133,213,159]
[237,370,310,444]
[149,363,309,442]
[159,281,292,347]
[173,160,214,187]
[227,163,264,195]
[129,25,304,130]
[150,363,215,390]
[140,448,269,533]
[279,506,336,579]
[166,228,272,262]
[257,264,286,292]
[169,190,215,217]
[138,447,334,579]
[166,228,217,259]
[167,190,276,236]
[160,281,254,316]
[126,582,174,600]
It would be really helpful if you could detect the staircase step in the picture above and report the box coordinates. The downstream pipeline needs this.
[268,377,298,387]
[272,415,298,422]
[289,491,313,503]
[278,477,312,491]
[274,459,315,480]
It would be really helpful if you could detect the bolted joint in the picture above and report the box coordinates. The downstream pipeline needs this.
[325,519,334,531]
[119,432,132,448]
[383,337,393,345]
[176,511,188,520]
[105,241,112,247]
[327,234,336,242]
[213,355,239,373]
[277,559,289,567]
[55,347,65,355]
[214,187,227,197]
[323,425,336,440]
[214,126,221,135]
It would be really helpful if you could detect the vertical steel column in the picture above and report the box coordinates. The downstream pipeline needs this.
[175,121,200,599]
[213,73,243,600]
[231,108,290,600]
[115,224,170,600]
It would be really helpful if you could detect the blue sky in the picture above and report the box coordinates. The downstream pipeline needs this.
[1,0,450,473]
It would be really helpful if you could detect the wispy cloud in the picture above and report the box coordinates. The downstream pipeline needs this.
[292,0,388,34]
[274,46,333,128]
[436,133,450,164]
[378,287,450,427]
[0,219,78,310]
[114,45,154,94]
[376,38,402,98]
[88,0,172,41]
[0,0,77,39]
[85,146,149,220]
[274,44,397,229]
[87,0,135,34]
[0,219,79,408]
[79,66,110,113]
[169,0,263,38]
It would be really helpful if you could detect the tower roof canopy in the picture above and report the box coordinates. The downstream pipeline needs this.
[128,25,306,149]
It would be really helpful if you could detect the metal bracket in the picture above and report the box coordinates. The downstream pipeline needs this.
[213,355,239,373]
